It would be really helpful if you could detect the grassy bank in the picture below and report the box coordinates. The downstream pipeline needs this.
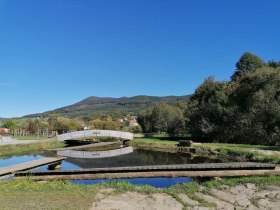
[0,141,65,157]
[0,179,156,209]
[198,143,280,164]
[130,138,178,152]
[0,176,279,209]
[131,138,280,164]
[0,179,98,210]
[200,143,280,151]
[132,138,178,146]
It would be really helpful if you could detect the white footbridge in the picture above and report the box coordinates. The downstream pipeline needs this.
[57,130,134,141]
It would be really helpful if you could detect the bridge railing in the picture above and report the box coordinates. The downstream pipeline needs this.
[57,130,134,141]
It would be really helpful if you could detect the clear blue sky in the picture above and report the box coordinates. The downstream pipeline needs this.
[0,0,280,118]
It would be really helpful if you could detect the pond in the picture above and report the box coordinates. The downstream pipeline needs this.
[0,148,226,188]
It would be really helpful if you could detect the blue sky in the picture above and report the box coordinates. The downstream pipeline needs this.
[0,0,280,117]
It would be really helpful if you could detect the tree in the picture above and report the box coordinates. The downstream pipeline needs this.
[226,67,280,145]
[268,60,280,68]
[231,52,265,81]
[185,53,280,146]
[138,104,185,136]
[137,109,153,133]
[26,119,36,134]
[53,117,82,134]
[47,114,61,130]
[127,125,143,133]
[2,119,18,130]
[89,119,120,130]
[186,77,231,141]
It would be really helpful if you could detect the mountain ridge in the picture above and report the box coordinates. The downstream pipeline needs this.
[24,95,191,118]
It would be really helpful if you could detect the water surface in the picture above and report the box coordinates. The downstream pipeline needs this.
[0,148,225,188]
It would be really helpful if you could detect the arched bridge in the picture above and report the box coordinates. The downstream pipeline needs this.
[57,130,134,141]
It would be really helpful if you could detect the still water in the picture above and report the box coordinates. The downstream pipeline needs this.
[0,149,224,188]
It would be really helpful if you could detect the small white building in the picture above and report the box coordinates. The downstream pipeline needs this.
[129,119,139,127]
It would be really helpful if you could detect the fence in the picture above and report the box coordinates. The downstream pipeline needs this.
[10,129,57,137]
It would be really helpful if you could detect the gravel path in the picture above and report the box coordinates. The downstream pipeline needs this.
[0,136,54,145]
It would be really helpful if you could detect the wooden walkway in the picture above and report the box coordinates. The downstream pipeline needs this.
[14,162,279,180]
[0,157,66,177]
[48,142,118,151]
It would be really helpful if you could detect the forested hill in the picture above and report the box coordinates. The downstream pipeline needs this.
[25,95,191,118]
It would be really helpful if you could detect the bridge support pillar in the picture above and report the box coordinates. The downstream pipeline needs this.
[48,161,62,170]
[122,140,130,145]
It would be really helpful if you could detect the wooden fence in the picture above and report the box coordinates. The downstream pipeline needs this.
[10,129,57,137]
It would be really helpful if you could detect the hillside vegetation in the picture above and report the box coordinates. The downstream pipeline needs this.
[25,95,191,118]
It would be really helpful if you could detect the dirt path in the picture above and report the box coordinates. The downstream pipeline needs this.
[0,137,55,145]
[91,184,280,210]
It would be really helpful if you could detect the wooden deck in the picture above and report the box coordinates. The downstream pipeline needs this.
[0,157,66,177]
[14,162,279,180]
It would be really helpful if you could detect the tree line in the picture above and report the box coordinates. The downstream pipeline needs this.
[0,114,142,135]
[138,52,280,146]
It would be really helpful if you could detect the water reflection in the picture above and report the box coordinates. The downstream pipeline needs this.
[71,177,193,188]
[57,146,133,159]
[0,155,45,167]
[61,149,224,169]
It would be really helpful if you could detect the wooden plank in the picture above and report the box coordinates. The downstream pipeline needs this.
[0,157,66,177]
[15,162,276,178]
[15,167,280,181]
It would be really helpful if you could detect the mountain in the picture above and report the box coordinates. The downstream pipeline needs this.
[25,95,191,118]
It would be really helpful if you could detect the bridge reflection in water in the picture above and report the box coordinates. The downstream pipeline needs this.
[57,146,134,159]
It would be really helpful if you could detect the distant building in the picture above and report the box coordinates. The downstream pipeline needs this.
[129,119,139,127]
[0,128,9,134]
[117,118,124,123]
[83,126,92,130]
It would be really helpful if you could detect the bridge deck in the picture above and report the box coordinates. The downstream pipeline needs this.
[0,157,66,177]
[14,162,278,180]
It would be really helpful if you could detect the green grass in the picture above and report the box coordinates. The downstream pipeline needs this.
[0,179,156,210]
[0,141,65,157]
[198,143,280,164]
[131,137,178,146]
[201,143,280,152]
[0,179,98,210]
[0,176,280,209]
[129,137,179,153]
[102,180,157,194]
